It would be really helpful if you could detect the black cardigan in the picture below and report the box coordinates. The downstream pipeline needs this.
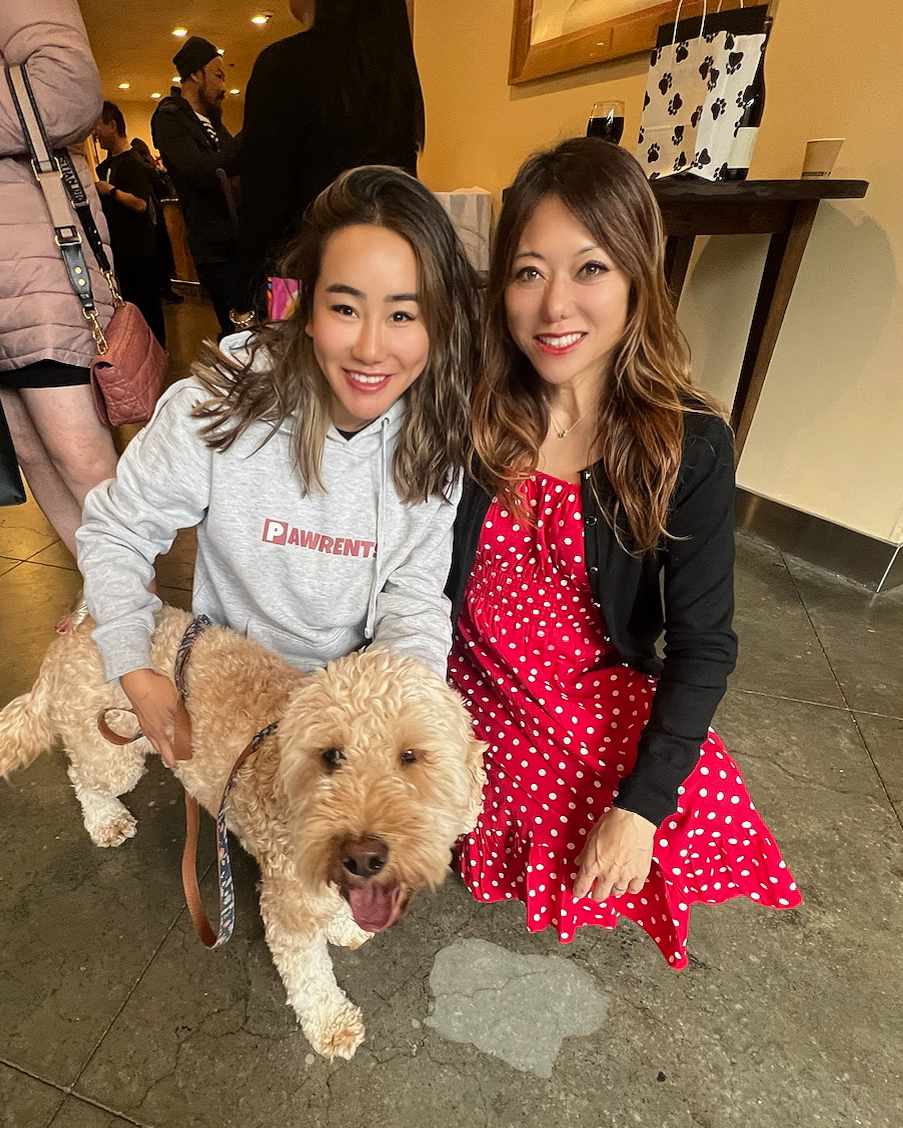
[446,412,738,828]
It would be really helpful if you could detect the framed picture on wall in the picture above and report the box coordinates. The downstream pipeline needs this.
[509,0,747,84]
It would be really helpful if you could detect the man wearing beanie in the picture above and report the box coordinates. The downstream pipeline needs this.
[151,36,241,337]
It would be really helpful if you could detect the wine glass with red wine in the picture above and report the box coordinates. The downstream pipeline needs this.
[586,100,625,144]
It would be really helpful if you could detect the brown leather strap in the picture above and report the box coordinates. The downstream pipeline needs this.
[171,699,193,761]
[181,793,217,947]
[179,729,274,948]
[96,708,142,745]
[97,701,193,760]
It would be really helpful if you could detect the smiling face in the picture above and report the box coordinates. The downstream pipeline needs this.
[306,224,431,430]
[504,194,631,398]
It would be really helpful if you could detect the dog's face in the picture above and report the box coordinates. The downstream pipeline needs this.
[275,649,486,932]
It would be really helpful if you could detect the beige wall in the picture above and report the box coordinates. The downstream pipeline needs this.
[415,0,903,545]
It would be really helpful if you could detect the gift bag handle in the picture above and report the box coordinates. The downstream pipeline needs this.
[671,0,747,44]
[672,0,707,44]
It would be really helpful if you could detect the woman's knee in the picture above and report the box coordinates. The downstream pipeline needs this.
[50,434,118,497]
[20,386,119,491]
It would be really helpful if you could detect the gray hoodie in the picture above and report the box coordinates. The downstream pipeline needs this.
[77,374,460,682]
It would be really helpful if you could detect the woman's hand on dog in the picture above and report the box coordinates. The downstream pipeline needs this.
[119,668,186,768]
[574,806,656,903]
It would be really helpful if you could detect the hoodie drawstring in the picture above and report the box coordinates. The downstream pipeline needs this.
[364,415,390,640]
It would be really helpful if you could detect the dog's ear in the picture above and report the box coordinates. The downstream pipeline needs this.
[458,737,488,833]
[466,738,489,789]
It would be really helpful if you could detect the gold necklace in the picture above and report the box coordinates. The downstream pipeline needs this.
[549,405,594,438]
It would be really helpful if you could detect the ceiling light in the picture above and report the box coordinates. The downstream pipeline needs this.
[251,14,272,25]
[118,82,130,89]
[172,75,181,83]
[217,48,225,55]
[172,27,187,37]
[229,88,240,95]
[151,92,162,99]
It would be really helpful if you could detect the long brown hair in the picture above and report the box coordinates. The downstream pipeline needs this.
[192,165,479,503]
[473,137,726,552]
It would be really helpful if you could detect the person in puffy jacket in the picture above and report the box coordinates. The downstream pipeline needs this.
[0,0,119,556]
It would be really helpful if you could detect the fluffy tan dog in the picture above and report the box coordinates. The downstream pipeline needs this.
[0,606,486,1059]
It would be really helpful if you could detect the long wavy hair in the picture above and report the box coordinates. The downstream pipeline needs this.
[310,0,425,159]
[192,165,479,503]
[472,137,727,553]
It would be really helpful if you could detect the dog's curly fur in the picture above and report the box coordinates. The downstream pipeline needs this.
[0,606,486,1059]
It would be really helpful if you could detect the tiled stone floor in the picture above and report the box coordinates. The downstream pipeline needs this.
[1,293,902,1127]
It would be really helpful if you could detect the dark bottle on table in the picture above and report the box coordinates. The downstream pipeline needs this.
[723,17,772,181]
[586,100,625,145]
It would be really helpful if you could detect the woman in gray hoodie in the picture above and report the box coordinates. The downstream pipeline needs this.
[76,166,479,767]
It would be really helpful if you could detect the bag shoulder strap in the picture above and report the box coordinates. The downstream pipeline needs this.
[4,63,117,349]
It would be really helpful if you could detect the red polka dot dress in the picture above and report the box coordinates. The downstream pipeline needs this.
[448,472,801,968]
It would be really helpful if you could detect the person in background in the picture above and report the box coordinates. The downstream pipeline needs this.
[93,102,166,346]
[234,0,425,322]
[130,137,183,306]
[151,36,241,338]
[0,0,118,557]
[446,138,800,966]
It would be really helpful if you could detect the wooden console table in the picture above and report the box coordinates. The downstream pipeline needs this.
[650,178,869,458]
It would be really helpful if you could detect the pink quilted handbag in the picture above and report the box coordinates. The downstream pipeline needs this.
[90,300,167,427]
[6,62,166,428]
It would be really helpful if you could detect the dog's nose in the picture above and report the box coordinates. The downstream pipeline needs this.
[341,836,389,879]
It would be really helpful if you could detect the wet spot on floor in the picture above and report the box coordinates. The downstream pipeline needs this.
[426,938,606,1077]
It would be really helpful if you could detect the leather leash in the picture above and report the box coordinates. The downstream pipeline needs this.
[180,720,277,948]
[96,615,277,948]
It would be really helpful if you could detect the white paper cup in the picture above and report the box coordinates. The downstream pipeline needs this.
[802,138,844,178]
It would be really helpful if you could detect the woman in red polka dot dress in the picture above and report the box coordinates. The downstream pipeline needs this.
[445,139,800,968]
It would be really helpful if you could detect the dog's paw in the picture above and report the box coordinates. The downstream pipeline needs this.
[304,1000,365,1060]
[86,807,137,848]
[77,791,137,848]
[325,915,372,950]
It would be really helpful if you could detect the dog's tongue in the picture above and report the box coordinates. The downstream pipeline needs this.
[347,883,399,932]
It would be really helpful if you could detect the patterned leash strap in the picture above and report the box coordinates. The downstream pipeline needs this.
[96,614,205,752]
[174,613,213,698]
[175,615,278,949]
[182,722,278,948]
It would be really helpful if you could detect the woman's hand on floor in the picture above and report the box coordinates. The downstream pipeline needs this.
[574,807,656,902]
[119,668,186,768]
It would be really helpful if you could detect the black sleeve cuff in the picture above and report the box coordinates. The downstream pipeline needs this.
[613,739,702,828]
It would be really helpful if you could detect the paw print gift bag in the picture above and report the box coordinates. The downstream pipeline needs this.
[636,2,769,180]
